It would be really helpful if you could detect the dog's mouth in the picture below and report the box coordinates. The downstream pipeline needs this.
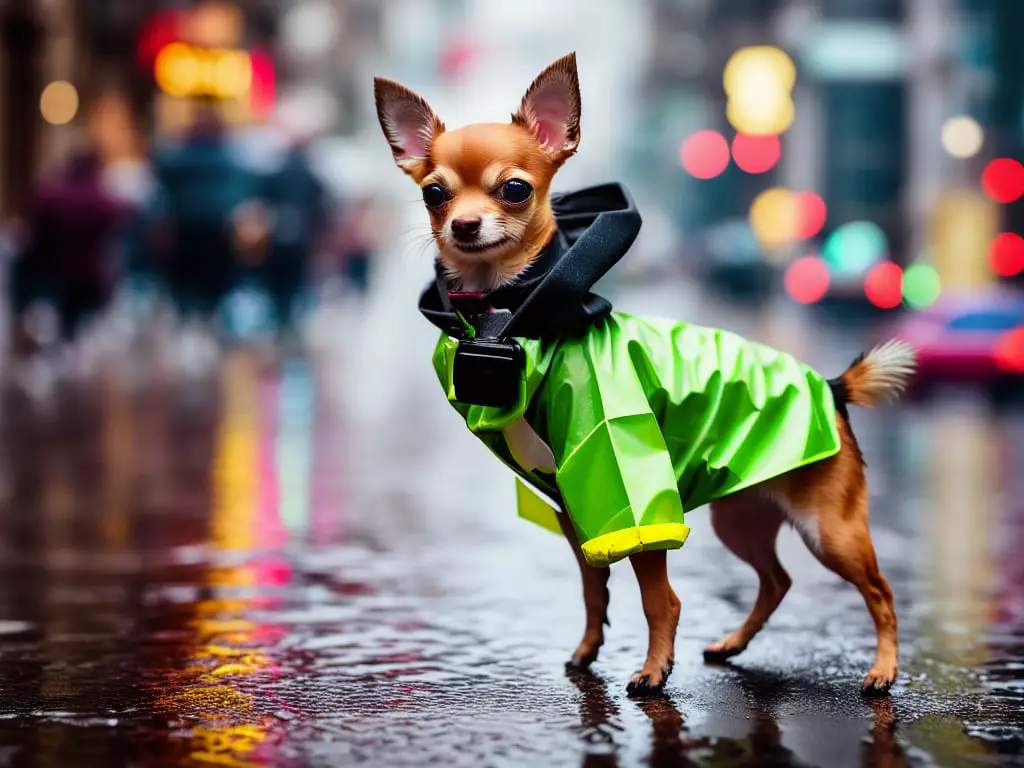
[452,236,512,255]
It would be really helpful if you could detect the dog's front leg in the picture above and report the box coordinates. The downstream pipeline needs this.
[627,549,679,697]
[557,513,610,669]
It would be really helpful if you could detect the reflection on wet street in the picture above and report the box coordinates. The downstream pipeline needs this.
[0,282,1022,767]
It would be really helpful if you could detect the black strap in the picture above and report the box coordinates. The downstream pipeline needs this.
[436,273,454,314]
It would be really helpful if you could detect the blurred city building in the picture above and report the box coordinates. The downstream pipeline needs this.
[1,0,1022,301]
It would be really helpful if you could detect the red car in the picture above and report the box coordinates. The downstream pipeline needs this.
[886,288,1024,398]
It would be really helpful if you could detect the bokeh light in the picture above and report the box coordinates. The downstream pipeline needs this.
[40,81,79,125]
[794,191,827,239]
[784,255,830,304]
[723,46,796,136]
[864,262,903,309]
[155,42,252,100]
[989,232,1024,277]
[680,130,730,179]
[940,116,984,159]
[981,158,1024,203]
[749,187,796,250]
[822,221,887,275]
[994,326,1024,372]
[731,133,781,174]
[726,96,795,137]
[902,263,941,309]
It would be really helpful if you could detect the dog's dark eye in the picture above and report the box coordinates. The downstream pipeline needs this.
[498,179,533,204]
[422,184,450,208]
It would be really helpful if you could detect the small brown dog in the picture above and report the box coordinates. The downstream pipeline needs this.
[374,53,915,697]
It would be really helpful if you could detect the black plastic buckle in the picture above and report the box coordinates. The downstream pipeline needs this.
[452,338,525,408]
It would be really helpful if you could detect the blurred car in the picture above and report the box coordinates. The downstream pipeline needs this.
[887,288,1024,398]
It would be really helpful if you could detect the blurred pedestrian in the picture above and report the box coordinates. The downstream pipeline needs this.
[335,194,377,296]
[150,103,262,324]
[10,148,128,352]
[260,133,331,337]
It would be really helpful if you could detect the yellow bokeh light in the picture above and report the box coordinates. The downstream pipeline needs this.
[155,43,199,98]
[749,187,798,251]
[213,50,253,99]
[941,116,984,159]
[727,94,795,136]
[154,42,251,100]
[723,46,797,97]
[40,81,79,126]
[723,46,797,136]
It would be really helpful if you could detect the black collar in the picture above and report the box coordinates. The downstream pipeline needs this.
[417,182,642,341]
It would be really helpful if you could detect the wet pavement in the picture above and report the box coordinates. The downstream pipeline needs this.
[0,273,1023,767]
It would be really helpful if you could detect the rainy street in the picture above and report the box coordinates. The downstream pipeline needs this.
[0,267,1021,768]
[3,1,1024,765]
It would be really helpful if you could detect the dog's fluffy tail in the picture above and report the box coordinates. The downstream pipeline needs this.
[830,339,917,409]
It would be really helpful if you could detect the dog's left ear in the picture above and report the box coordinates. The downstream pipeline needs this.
[512,52,581,163]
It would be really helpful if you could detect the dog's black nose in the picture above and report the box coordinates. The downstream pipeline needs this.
[451,217,482,240]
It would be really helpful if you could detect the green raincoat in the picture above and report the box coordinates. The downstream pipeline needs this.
[420,184,841,568]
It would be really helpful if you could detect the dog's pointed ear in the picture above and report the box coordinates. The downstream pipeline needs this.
[512,52,581,163]
[374,77,445,179]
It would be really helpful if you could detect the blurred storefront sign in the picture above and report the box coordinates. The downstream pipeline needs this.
[799,21,907,81]
[139,1,277,133]
[930,188,999,290]
[154,43,252,101]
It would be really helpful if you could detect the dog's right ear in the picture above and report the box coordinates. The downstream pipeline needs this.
[373,77,445,181]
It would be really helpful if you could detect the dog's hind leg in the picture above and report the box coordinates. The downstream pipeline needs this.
[626,549,680,697]
[558,513,610,669]
[704,493,790,662]
[766,418,899,696]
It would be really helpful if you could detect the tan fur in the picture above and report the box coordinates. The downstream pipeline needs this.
[707,395,903,694]
[374,53,911,698]
[374,54,579,292]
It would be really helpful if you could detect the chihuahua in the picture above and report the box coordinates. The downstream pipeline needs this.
[374,53,915,697]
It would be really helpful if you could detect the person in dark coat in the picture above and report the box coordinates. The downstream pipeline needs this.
[12,149,127,345]
[260,139,331,334]
[151,106,261,320]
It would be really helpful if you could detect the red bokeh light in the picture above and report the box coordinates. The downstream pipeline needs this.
[440,37,478,80]
[680,130,730,180]
[137,9,184,71]
[989,232,1024,277]
[249,48,276,119]
[731,133,781,174]
[994,327,1024,372]
[982,158,1024,203]
[785,255,830,304]
[864,262,903,309]
[794,191,827,240]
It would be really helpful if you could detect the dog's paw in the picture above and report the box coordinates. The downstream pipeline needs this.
[702,632,748,663]
[566,638,602,670]
[626,661,673,698]
[861,666,897,697]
